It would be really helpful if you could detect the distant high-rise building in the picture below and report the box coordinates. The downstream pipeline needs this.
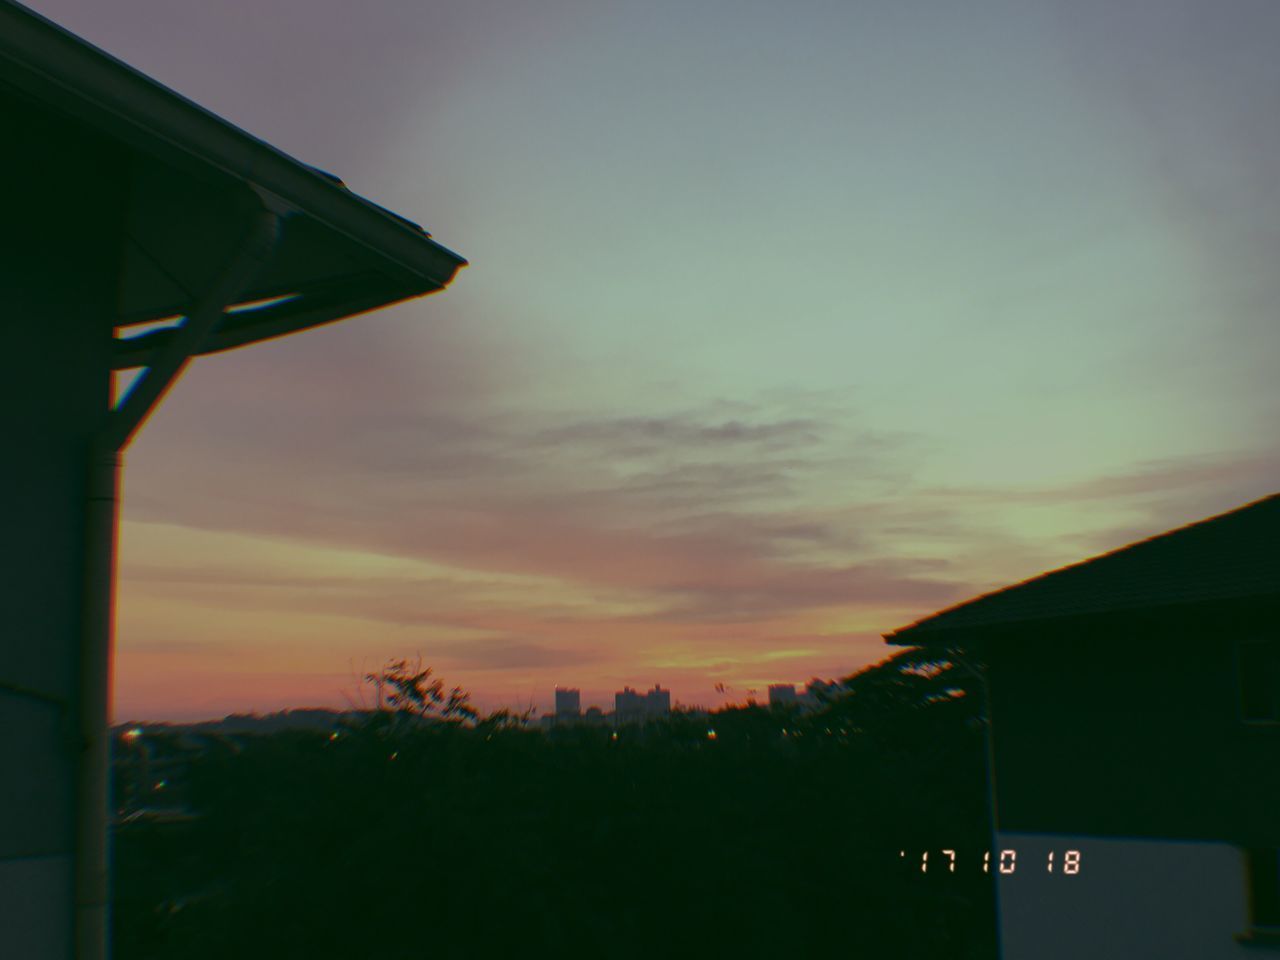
[769,680,840,710]
[554,687,581,718]
[614,684,671,723]
[645,684,671,716]
[615,686,644,723]
[768,684,799,708]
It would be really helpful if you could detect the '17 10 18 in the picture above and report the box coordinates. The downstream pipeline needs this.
[900,849,1082,875]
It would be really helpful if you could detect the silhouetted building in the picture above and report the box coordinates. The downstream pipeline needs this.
[769,684,799,708]
[771,681,838,710]
[885,493,1280,960]
[614,685,671,724]
[554,687,581,718]
[615,686,644,723]
[647,684,672,715]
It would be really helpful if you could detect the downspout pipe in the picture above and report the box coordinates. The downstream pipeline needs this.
[75,205,280,960]
[947,646,1003,960]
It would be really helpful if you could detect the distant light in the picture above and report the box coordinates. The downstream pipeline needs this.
[329,732,340,741]
[154,780,166,791]
[122,728,143,742]
[389,752,398,761]
[610,732,619,741]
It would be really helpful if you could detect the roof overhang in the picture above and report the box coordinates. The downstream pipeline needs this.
[885,493,1280,647]
[0,0,466,365]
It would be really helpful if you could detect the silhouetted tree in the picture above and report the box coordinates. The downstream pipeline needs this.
[112,650,997,960]
[362,656,477,724]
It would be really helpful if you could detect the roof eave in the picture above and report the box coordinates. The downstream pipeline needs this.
[0,0,467,292]
[884,590,1280,648]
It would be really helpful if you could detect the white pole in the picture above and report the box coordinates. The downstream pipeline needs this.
[74,207,279,960]
[74,447,120,960]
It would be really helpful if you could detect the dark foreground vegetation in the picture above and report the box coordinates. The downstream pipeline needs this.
[113,650,996,959]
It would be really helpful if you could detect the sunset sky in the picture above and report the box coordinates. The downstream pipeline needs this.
[29,0,1280,721]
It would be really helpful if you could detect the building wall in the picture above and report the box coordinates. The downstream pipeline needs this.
[985,605,1280,847]
[980,604,1280,958]
[0,91,126,959]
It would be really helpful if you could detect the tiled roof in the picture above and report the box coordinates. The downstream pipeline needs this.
[885,492,1280,644]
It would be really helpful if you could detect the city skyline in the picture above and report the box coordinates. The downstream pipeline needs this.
[548,679,834,717]
[24,0,1280,722]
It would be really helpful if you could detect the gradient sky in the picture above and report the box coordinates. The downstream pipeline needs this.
[28,0,1280,720]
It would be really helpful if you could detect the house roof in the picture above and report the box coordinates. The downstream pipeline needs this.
[0,0,466,364]
[885,492,1280,645]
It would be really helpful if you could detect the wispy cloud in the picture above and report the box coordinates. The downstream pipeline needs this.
[924,450,1278,506]
[71,0,1280,720]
